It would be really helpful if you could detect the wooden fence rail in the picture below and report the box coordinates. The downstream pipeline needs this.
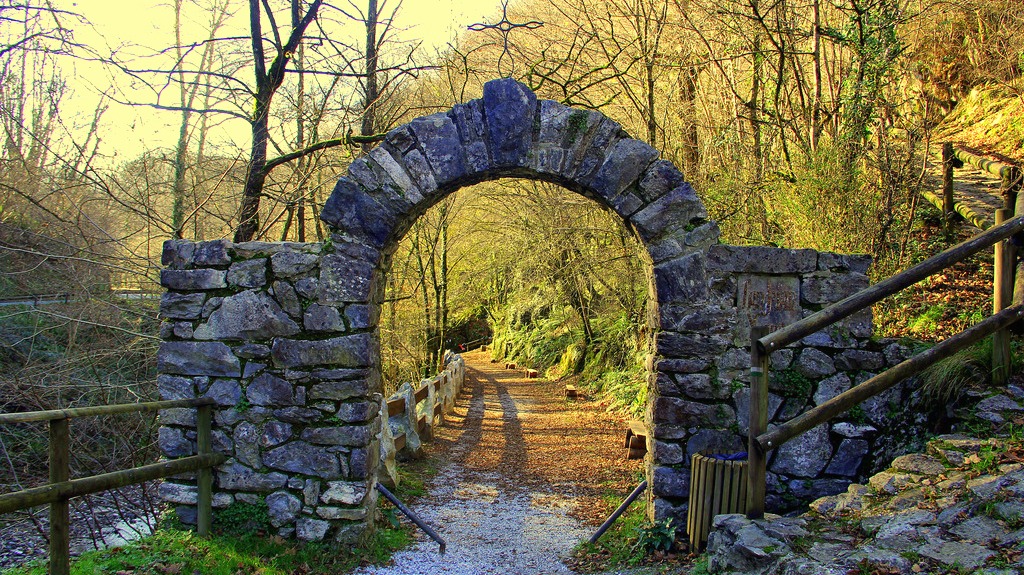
[0,397,226,575]
[934,143,1023,231]
[747,214,1024,518]
[379,352,466,485]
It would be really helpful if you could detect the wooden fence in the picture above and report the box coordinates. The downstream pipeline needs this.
[0,398,226,575]
[379,352,466,484]
[923,143,1023,231]
[746,214,1024,517]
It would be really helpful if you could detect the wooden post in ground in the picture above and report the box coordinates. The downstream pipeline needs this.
[993,209,1014,386]
[942,143,955,234]
[746,326,769,519]
[197,403,213,536]
[49,417,70,575]
[1001,166,1021,212]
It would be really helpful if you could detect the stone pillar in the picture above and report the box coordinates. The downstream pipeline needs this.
[157,239,378,544]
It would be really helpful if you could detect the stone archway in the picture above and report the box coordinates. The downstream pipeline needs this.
[158,78,893,546]
[317,78,717,528]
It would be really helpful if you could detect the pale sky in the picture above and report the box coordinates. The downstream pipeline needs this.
[56,0,507,163]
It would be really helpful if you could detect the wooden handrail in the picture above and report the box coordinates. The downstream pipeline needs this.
[757,303,1024,452]
[382,353,466,463]
[748,211,1024,520]
[759,215,1024,353]
[0,398,216,424]
[0,454,226,514]
[953,147,1019,180]
[0,398,221,575]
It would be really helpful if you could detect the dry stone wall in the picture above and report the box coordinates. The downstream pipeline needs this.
[652,244,924,517]
[156,77,929,541]
[157,239,379,544]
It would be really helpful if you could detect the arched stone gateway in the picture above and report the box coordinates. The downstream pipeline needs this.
[158,78,916,545]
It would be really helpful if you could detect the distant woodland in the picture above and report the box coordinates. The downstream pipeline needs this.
[2,0,1023,417]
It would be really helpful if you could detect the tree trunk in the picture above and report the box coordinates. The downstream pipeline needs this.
[361,0,378,155]
[677,64,699,178]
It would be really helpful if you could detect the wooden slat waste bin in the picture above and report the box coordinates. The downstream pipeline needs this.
[687,451,748,551]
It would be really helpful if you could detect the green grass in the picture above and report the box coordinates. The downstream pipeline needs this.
[1,523,412,575]
[571,491,648,569]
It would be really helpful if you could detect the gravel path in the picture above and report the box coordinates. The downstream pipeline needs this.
[356,352,639,575]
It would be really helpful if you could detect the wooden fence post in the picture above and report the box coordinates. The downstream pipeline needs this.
[993,209,1014,385]
[1001,166,1021,212]
[49,417,70,575]
[746,326,769,520]
[942,143,955,233]
[197,402,213,537]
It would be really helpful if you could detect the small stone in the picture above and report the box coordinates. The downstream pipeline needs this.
[825,439,868,477]
[159,427,192,457]
[233,422,261,467]
[321,481,368,505]
[301,426,369,447]
[304,304,345,332]
[336,401,375,423]
[303,479,321,506]
[294,277,319,299]
[159,408,196,427]
[771,424,831,478]
[272,335,372,369]
[159,482,198,505]
[261,421,293,447]
[316,507,367,520]
[685,429,743,462]
[918,540,995,570]
[194,290,300,341]
[652,465,689,498]
[272,281,303,318]
[270,251,319,278]
[162,239,195,268]
[158,341,241,377]
[264,441,342,479]
[975,394,1023,412]
[296,518,330,541]
[814,373,851,406]
[273,407,323,424]
[654,440,685,465]
[266,491,302,528]
[160,292,206,320]
[204,378,241,406]
[236,344,271,359]
[217,462,288,491]
[309,378,369,401]
[193,240,231,265]
[794,348,836,380]
[950,516,1008,543]
[226,259,267,288]
[891,453,946,476]
[868,471,918,495]
[345,304,374,329]
[832,422,877,438]
[247,373,297,406]
[158,375,194,401]
[160,269,227,290]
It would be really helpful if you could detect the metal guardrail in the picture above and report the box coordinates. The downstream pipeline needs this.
[0,398,226,575]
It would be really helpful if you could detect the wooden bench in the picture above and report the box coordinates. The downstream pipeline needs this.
[565,384,579,399]
[524,368,539,378]
[505,362,517,370]
[624,420,648,460]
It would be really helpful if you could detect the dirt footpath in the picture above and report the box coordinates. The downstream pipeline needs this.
[355,350,642,575]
